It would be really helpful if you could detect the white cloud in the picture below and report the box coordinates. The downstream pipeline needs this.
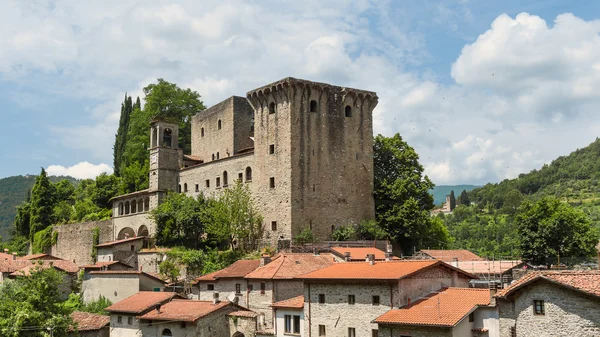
[47,162,113,180]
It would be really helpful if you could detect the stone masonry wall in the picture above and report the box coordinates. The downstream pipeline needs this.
[229,315,258,337]
[51,220,113,265]
[378,324,452,337]
[191,97,237,162]
[197,278,250,307]
[247,280,276,329]
[398,267,469,307]
[498,281,600,337]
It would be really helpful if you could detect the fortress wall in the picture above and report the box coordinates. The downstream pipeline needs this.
[51,220,113,266]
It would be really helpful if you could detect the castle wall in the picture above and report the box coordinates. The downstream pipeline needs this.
[51,220,113,266]
[113,213,154,241]
[191,97,236,162]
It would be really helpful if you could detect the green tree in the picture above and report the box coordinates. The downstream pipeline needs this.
[29,168,55,241]
[449,190,456,210]
[356,220,388,240]
[331,224,357,241]
[294,227,315,245]
[90,173,120,209]
[114,94,134,176]
[516,197,599,266]
[159,260,181,283]
[14,202,31,237]
[151,192,207,249]
[457,189,470,206]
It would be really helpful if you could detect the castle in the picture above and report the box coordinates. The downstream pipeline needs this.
[110,77,378,246]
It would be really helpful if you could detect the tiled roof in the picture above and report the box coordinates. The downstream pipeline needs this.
[0,260,32,273]
[272,295,304,309]
[455,260,523,275]
[228,310,258,318]
[374,288,491,327]
[80,261,132,269]
[138,247,172,254]
[137,299,230,322]
[330,247,398,261]
[8,260,79,276]
[300,260,475,280]
[245,253,336,280]
[193,270,220,283]
[18,253,62,261]
[95,236,144,248]
[70,311,110,331]
[0,252,14,261]
[184,154,203,161]
[420,250,483,262]
[194,260,260,283]
[496,270,600,299]
[88,270,166,283]
[106,292,182,314]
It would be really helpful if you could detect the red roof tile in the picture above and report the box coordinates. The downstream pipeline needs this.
[95,236,144,248]
[245,253,336,280]
[106,292,182,314]
[194,260,260,283]
[70,311,110,331]
[9,260,79,276]
[137,299,231,322]
[80,261,132,269]
[228,311,258,318]
[272,296,304,309]
[419,250,483,262]
[18,253,63,261]
[193,270,220,283]
[300,260,475,280]
[496,270,600,299]
[0,252,14,261]
[374,288,491,327]
[330,247,398,261]
[88,270,166,283]
[0,260,32,273]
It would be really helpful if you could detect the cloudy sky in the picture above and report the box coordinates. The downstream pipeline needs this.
[2,0,600,185]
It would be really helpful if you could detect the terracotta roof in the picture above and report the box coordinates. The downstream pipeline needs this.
[193,270,220,283]
[228,310,258,317]
[10,260,79,276]
[138,247,172,254]
[374,288,491,327]
[0,252,14,261]
[300,260,476,281]
[95,236,145,248]
[70,311,110,331]
[419,250,483,262]
[137,299,230,322]
[245,253,336,280]
[80,261,132,269]
[330,247,398,261]
[88,270,166,283]
[18,253,63,261]
[184,154,203,162]
[0,260,32,273]
[194,260,260,283]
[272,295,304,309]
[496,270,600,299]
[454,260,523,275]
[106,292,182,314]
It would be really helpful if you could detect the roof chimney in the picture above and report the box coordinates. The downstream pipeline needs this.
[156,304,161,313]
[366,254,375,265]
[385,252,392,262]
[3,248,8,253]
[260,254,271,267]
[313,248,320,256]
[451,257,458,267]
[213,291,220,304]
[344,252,351,262]
[11,252,16,261]
[386,243,393,253]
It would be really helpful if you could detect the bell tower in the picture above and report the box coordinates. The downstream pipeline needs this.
[148,120,181,204]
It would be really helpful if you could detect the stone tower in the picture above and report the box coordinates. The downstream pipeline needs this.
[149,119,182,209]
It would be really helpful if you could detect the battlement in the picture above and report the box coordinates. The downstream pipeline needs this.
[246,77,377,102]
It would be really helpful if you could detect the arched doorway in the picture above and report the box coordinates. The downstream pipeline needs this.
[233,332,245,337]
[161,329,173,337]
[138,225,149,237]
[117,227,135,240]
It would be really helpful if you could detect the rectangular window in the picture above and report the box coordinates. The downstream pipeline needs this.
[236,283,241,294]
[319,325,326,336]
[271,221,277,231]
[181,322,186,329]
[269,177,275,188]
[205,179,210,188]
[469,312,474,322]
[248,284,253,291]
[269,144,275,154]
[348,294,355,305]
[372,295,380,305]
[117,316,122,324]
[510,327,517,337]
[319,294,325,304]
[216,177,221,187]
[127,316,133,325]
[534,300,545,315]
[238,173,243,181]
[284,315,292,333]
[207,284,214,291]
[260,282,266,294]
[372,329,378,337]
[195,184,199,192]
[293,315,300,333]
[348,327,356,337]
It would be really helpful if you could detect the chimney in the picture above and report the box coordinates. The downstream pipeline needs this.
[11,252,16,261]
[213,292,220,304]
[3,248,8,253]
[344,252,351,262]
[313,248,320,256]
[489,287,497,306]
[451,257,458,267]
[156,304,161,313]
[366,254,375,265]
[260,254,271,267]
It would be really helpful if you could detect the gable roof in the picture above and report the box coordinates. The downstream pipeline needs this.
[245,253,336,280]
[88,270,166,283]
[272,295,304,309]
[194,260,260,283]
[419,250,483,262]
[375,288,490,327]
[80,261,133,270]
[18,253,63,261]
[106,292,182,314]
[300,260,476,281]
[455,260,524,275]
[95,236,144,248]
[10,260,80,276]
[496,271,600,299]
[0,260,33,273]
[71,311,110,331]
[137,299,231,322]
[330,247,398,261]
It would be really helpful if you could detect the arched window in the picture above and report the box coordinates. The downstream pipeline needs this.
[218,120,222,130]
[161,329,173,337]
[131,200,137,213]
[152,128,158,147]
[163,128,173,147]
[223,171,228,187]
[178,184,182,193]
[269,102,276,114]
[124,201,130,215]
[216,152,220,160]
[201,127,205,137]
[345,105,352,117]
[119,202,124,216]
[246,167,252,182]
[250,116,255,133]
[144,198,150,212]
[310,100,317,112]
[184,183,188,192]
[137,199,143,213]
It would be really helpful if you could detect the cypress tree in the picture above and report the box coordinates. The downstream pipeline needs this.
[458,189,471,206]
[113,94,133,176]
[29,168,55,241]
[449,190,456,211]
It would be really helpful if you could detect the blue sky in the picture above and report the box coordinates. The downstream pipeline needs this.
[2,0,600,185]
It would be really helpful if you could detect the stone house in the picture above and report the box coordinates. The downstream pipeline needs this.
[374,288,497,337]
[81,261,133,273]
[229,311,261,337]
[105,291,184,337]
[137,247,171,274]
[495,270,600,337]
[82,270,166,303]
[192,259,261,305]
[7,260,80,297]
[69,311,110,337]
[413,249,484,262]
[330,246,398,262]
[272,295,305,337]
[299,259,476,337]
[95,237,145,268]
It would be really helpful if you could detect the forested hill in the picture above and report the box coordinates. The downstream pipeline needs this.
[431,185,479,205]
[0,175,78,239]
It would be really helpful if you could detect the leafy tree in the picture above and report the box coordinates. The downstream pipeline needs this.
[332,224,357,241]
[90,173,120,209]
[53,180,75,204]
[29,168,55,241]
[14,202,31,237]
[374,134,447,254]
[294,226,315,245]
[457,189,470,206]
[114,94,134,176]
[151,193,207,249]
[516,197,599,266]
[356,220,388,240]
[159,260,181,283]
[449,190,456,210]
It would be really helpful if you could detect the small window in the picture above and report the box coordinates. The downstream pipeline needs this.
[130,245,134,251]
[372,295,380,305]
[216,177,221,188]
[260,282,266,294]
[269,102,276,114]
[348,327,356,337]
[246,167,252,181]
[238,173,243,181]
[180,322,186,329]
[348,295,355,305]
[216,152,220,160]
[218,119,222,130]
[534,300,545,315]
[207,284,214,291]
[469,312,474,322]
[195,184,199,192]
[293,315,301,334]
[319,325,326,336]
[269,144,275,154]
[235,283,241,294]
[284,315,292,333]
[223,171,228,187]
[248,284,253,291]
[212,153,215,161]
[271,221,277,231]
[372,330,378,337]
[184,183,188,192]
[117,316,122,324]
[205,180,210,188]
[269,177,275,188]
[162,329,173,337]
[201,127,205,137]
[127,316,133,325]
[178,185,181,193]
[318,294,325,303]
[345,105,352,117]
[310,100,317,112]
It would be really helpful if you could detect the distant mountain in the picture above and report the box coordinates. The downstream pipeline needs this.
[0,175,78,239]
[431,185,480,205]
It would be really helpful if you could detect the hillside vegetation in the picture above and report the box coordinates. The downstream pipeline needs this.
[431,185,479,205]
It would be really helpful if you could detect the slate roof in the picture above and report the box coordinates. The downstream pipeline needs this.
[419,250,483,262]
[106,292,182,314]
[71,311,110,331]
[330,247,398,261]
[496,270,600,299]
[374,288,491,327]
[137,299,230,322]
[95,236,145,248]
[300,260,476,281]
[272,295,304,309]
[245,253,336,280]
